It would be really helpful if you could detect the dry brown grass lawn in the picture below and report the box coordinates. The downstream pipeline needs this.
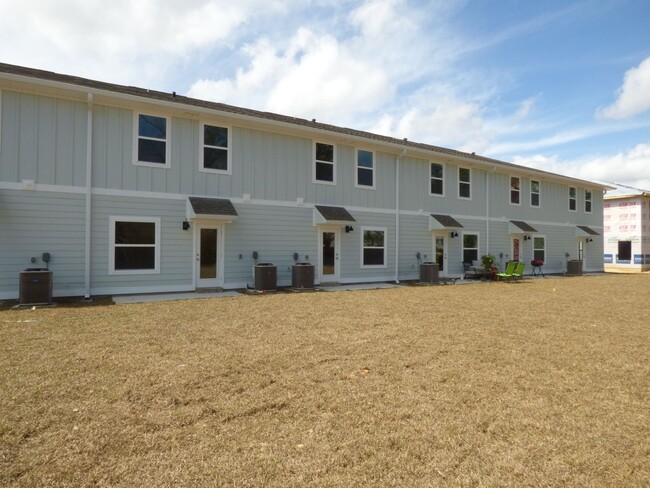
[1,274,648,487]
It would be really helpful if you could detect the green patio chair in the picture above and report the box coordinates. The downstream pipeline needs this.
[496,261,517,281]
[511,262,526,282]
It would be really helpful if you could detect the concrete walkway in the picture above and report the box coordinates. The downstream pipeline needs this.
[112,290,241,304]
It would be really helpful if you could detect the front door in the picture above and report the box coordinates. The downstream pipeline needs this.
[577,239,585,270]
[512,237,521,262]
[434,235,446,276]
[320,229,339,282]
[195,224,223,288]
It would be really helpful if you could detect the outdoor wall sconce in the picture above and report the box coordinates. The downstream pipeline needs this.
[450,231,459,238]
[586,237,593,243]
[182,220,190,230]
[345,225,354,233]
[523,235,531,241]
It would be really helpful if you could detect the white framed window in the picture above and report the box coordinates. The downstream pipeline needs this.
[530,180,540,207]
[133,112,171,167]
[569,186,577,211]
[462,233,479,263]
[314,142,336,184]
[109,216,161,275]
[200,123,231,174]
[585,189,592,213]
[533,236,546,262]
[361,227,387,268]
[430,162,444,196]
[355,149,375,189]
[510,176,521,205]
[458,167,471,199]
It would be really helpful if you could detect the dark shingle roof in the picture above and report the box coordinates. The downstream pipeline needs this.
[510,220,538,233]
[577,225,599,236]
[430,214,463,228]
[315,205,355,222]
[189,197,238,216]
[0,63,613,190]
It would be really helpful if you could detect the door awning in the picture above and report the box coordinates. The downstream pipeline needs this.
[429,214,463,231]
[575,225,600,237]
[509,220,538,234]
[187,197,238,222]
[313,205,356,225]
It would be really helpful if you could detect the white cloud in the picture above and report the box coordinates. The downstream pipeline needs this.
[597,56,650,120]
[512,143,650,190]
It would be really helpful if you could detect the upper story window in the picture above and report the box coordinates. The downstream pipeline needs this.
[109,216,161,275]
[134,113,170,167]
[585,189,592,213]
[458,167,471,199]
[569,186,577,211]
[510,176,521,205]
[430,162,444,196]
[361,227,387,268]
[355,149,375,189]
[200,123,230,174]
[314,142,336,184]
[530,180,540,207]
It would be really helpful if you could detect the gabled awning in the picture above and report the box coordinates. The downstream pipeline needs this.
[575,225,599,237]
[313,205,356,225]
[509,220,538,234]
[187,197,238,222]
[429,214,464,231]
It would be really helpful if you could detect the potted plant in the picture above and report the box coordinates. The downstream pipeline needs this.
[481,254,497,280]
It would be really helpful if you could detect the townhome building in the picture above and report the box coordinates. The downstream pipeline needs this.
[0,64,609,300]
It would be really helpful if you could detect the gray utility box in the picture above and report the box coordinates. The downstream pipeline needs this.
[420,262,439,283]
[254,263,277,291]
[19,268,53,305]
[292,263,315,289]
[567,260,583,276]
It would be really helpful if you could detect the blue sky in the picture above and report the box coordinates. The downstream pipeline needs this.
[1,0,649,188]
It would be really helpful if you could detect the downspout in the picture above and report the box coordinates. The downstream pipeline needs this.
[84,93,93,300]
[486,166,497,254]
[394,149,406,283]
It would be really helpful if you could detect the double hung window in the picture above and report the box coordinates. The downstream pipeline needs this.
[201,124,230,173]
[109,217,160,274]
[530,180,540,207]
[314,142,336,184]
[510,177,521,205]
[533,236,546,262]
[362,228,386,267]
[458,167,471,199]
[585,189,592,213]
[430,163,444,196]
[135,113,170,166]
[569,187,577,211]
[356,149,375,188]
[463,233,479,263]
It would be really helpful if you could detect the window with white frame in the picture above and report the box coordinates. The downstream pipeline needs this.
[458,167,471,199]
[201,123,230,173]
[134,113,170,166]
[569,186,577,211]
[510,176,521,205]
[109,217,160,274]
[356,149,375,188]
[533,236,545,262]
[530,180,540,207]
[585,189,592,213]
[362,228,386,267]
[314,142,335,184]
[430,162,444,196]
[463,233,479,263]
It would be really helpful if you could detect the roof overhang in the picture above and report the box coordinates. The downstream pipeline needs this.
[575,225,599,237]
[509,220,538,234]
[429,214,464,231]
[186,197,238,223]
[313,205,356,226]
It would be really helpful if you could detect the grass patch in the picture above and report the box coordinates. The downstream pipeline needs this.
[1,275,648,487]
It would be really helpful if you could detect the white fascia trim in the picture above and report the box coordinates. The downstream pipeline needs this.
[0,181,86,194]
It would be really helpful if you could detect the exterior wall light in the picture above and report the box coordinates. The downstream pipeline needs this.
[182,220,190,230]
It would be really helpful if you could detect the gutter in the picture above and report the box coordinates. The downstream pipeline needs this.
[486,165,497,254]
[84,92,93,299]
[395,149,406,283]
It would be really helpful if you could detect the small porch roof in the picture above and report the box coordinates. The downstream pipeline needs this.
[509,220,538,234]
[575,225,600,237]
[429,214,464,231]
[186,197,238,222]
[313,205,356,226]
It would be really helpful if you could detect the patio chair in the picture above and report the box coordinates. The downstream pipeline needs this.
[463,261,481,279]
[496,261,517,281]
[511,262,526,282]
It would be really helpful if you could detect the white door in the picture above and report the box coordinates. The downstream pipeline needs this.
[577,239,585,270]
[195,223,224,288]
[319,228,339,282]
[434,234,447,276]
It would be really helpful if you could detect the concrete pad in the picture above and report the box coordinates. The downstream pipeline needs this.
[112,291,242,304]
[319,282,404,292]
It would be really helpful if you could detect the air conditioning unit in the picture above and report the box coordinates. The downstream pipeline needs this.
[19,269,53,305]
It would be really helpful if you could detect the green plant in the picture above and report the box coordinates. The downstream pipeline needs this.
[481,254,496,272]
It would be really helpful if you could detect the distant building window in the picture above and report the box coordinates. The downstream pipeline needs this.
[510,176,520,205]
[201,124,230,173]
[458,167,471,199]
[109,217,160,274]
[362,228,386,267]
[618,241,632,262]
[314,142,336,184]
[569,187,577,211]
[530,180,540,207]
[430,163,444,196]
[463,233,479,263]
[356,149,375,188]
[135,113,170,167]
[533,236,545,262]
[585,189,592,213]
